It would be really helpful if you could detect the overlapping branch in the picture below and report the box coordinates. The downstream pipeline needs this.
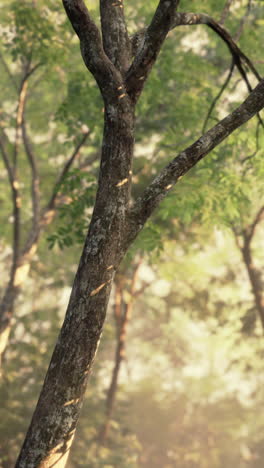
[170,12,262,112]
[127,79,264,241]
[126,0,180,101]
[202,0,254,132]
[219,0,233,25]
[244,205,264,245]
[62,0,123,98]
[130,8,261,110]
[100,0,131,71]
[22,119,40,231]
[233,205,264,331]
[202,59,235,133]
[45,130,91,215]
[0,136,21,280]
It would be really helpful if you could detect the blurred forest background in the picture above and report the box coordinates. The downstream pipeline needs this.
[0,0,264,467]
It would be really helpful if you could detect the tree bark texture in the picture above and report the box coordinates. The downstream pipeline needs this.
[15,96,136,468]
[15,1,264,467]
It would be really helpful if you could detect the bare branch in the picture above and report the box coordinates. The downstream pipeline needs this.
[18,65,43,229]
[240,227,264,331]
[0,51,18,91]
[98,259,142,443]
[170,12,261,83]
[21,119,40,228]
[126,0,180,101]
[129,8,261,116]
[202,59,235,133]
[0,137,14,186]
[127,79,264,242]
[44,130,91,214]
[170,12,263,128]
[12,63,42,242]
[202,1,255,134]
[219,0,233,25]
[234,0,252,41]
[245,206,264,245]
[13,79,28,167]
[62,0,122,99]
[100,0,131,72]
[0,137,21,279]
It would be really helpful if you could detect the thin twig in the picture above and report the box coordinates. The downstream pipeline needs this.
[241,120,261,165]
[0,51,18,91]
[246,205,264,245]
[234,0,252,41]
[219,0,233,25]
[0,136,21,280]
[202,59,235,134]
[45,130,91,212]
[21,118,40,229]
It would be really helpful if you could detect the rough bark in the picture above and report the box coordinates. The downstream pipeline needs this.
[15,100,136,468]
[15,1,264,466]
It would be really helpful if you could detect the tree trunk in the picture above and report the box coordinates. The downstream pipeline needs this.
[241,240,264,330]
[14,0,264,465]
[0,239,38,368]
[15,104,135,468]
[0,282,17,369]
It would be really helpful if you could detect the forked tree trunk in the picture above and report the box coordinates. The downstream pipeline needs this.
[14,0,264,466]
[15,101,135,467]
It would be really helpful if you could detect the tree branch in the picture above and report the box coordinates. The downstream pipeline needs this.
[98,259,142,443]
[219,0,233,25]
[127,79,264,242]
[0,50,18,91]
[21,119,40,230]
[20,65,42,233]
[172,12,261,81]
[21,130,91,257]
[45,130,91,214]
[14,80,28,168]
[245,205,264,245]
[100,0,131,72]
[241,119,261,166]
[0,137,14,186]
[0,137,21,281]
[13,62,40,166]
[62,0,123,100]
[126,0,180,101]
[202,1,255,133]
[202,59,235,133]
[234,0,252,41]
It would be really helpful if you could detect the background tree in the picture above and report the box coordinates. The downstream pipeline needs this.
[0,0,104,366]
